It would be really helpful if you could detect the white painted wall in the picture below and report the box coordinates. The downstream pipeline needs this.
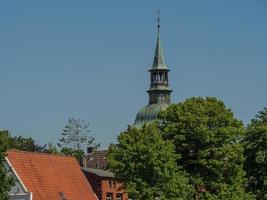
[5,158,32,200]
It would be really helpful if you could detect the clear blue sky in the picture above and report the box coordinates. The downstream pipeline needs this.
[1,1,267,148]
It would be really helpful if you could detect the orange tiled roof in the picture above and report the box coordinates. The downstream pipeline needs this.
[7,150,98,200]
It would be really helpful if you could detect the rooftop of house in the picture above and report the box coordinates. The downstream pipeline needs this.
[6,150,97,200]
[82,167,114,178]
[85,149,108,169]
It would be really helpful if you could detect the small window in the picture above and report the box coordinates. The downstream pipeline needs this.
[107,193,113,200]
[159,93,164,100]
[109,180,112,188]
[113,181,116,188]
[116,193,123,200]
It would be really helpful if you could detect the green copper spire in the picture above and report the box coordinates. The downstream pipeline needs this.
[148,10,172,105]
[134,11,172,127]
[152,10,167,70]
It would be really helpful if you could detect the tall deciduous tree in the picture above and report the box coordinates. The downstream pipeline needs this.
[244,107,267,200]
[58,118,98,160]
[107,124,194,200]
[0,131,14,200]
[159,97,254,200]
[58,117,96,150]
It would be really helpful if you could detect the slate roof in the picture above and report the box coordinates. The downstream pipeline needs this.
[151,33,168,70]
[6,150,98,200]
[82,168,114,178]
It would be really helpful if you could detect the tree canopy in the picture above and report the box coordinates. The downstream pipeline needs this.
[107,124,194,200]
[9,135,44,152]
[0,130,44,152]
[244,107,267,199]
[0,131,14,200]
[159,97,254,200]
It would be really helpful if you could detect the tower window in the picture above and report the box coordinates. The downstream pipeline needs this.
[152,73,167,84]
[159,93,164,100]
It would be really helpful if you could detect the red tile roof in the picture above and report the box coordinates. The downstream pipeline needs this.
[7,150,98,200]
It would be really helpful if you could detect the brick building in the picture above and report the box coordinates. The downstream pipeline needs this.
[82,168,128,200]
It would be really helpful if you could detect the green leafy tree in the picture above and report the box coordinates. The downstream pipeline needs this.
[0,130,44,152]
[9,135,44,152]
[0,131,14,200]
[58,118,98,160]
[107,124,194,200]
[159,97,254,200]
[244,107,267,199]
[43,142,61,154]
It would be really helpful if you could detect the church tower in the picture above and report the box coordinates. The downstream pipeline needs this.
[134,11,172,127]
[148,20,172,105]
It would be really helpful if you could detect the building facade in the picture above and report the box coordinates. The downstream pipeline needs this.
[83,168,128,200]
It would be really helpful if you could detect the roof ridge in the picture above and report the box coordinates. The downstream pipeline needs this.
[7,149,75,159]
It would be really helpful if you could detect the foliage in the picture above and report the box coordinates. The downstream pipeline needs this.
[107,124,194,200]
[43,142,61,154]
[0,130,44,152]
[60,147,85,161]
[58,117,99,161]
[0,130,43,199]
[42,143,84,161]
[9,135,44,152]
[244,107,267,199]
[58,117,97,150]
[0,131,14,200]
[159,97,254,200]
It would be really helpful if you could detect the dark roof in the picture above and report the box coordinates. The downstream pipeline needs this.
[7,150,97,200]
[82,167,114,178]
[85,150,108,169]
[151,33,168,70]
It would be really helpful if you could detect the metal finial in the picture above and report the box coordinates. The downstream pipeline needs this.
[157,9,160,32]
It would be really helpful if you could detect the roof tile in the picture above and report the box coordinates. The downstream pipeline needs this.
[7,150,97,200]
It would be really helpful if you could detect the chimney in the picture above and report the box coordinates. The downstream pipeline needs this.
[87,147,95,154]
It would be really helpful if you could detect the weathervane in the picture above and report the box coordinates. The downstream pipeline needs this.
[157,9,160,32]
